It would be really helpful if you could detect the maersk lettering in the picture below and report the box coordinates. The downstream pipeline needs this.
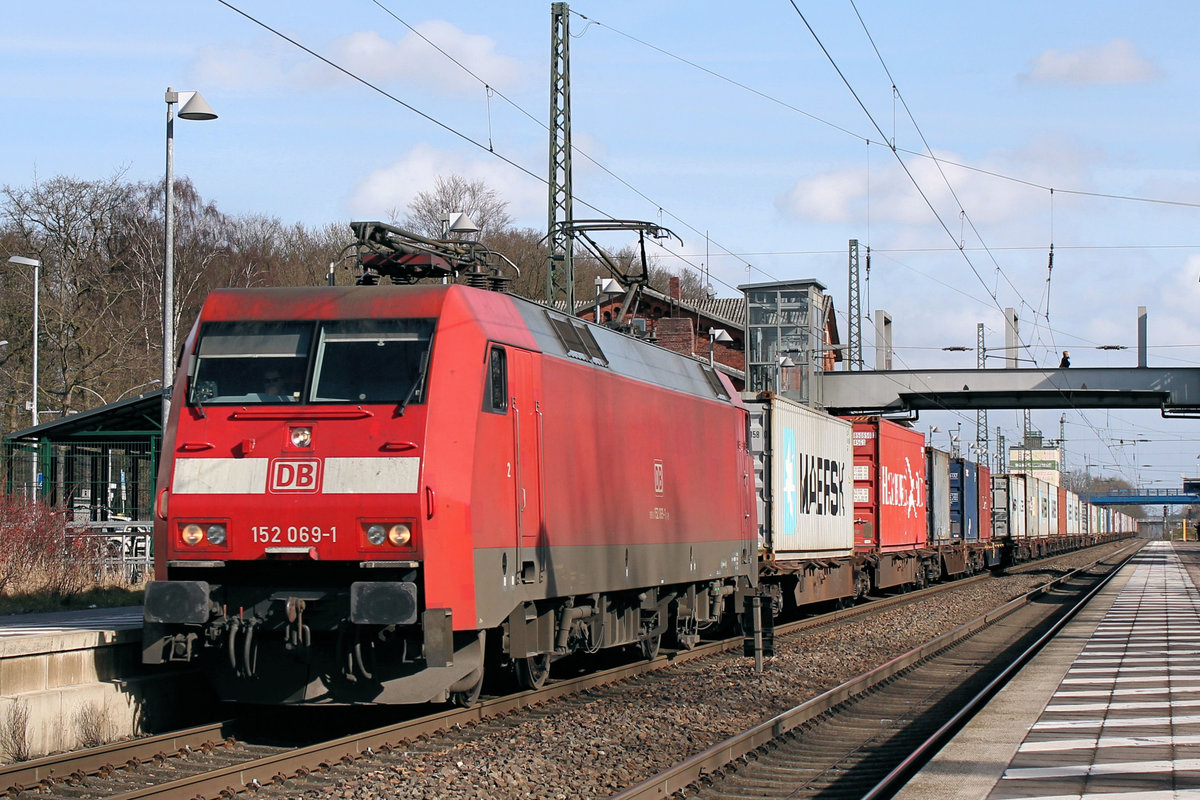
[797,454,846,516]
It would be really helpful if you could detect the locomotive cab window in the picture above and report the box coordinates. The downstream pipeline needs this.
[311,319,435,404]
[487,346,507,413]
[188,318,435,406]
[189,321,312,405]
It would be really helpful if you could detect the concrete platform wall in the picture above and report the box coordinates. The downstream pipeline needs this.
[0,629,199,760]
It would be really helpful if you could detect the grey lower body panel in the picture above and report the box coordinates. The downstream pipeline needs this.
[470,539,755,629]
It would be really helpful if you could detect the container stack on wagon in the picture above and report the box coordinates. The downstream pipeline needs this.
[748,404,1135,612]
[746,394,860,607]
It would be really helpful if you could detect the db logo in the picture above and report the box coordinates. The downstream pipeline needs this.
[270,459,321,493]
[653,460,665,497]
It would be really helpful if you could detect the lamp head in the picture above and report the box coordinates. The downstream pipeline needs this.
[7,256,40,268]
[178,91,218,121]
[447,212,479,235]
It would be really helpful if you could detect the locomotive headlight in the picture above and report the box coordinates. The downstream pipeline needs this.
[387,524,412,547]
[366,524,387,546]
[181,524,204,546]
[290,427,312,448]
[206,524,227,546]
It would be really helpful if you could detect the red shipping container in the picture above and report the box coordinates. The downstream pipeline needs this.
[977,464,993,541]
[1057,486,1067,538]
[852,418,927,552]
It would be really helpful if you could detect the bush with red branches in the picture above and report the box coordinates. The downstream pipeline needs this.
[0,495,100,597]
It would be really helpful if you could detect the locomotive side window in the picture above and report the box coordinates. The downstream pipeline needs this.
[487,346,507,413]
[189,321,312,405]
[545,312,609,367]
[310,319,435,404]
[699,365,731,401]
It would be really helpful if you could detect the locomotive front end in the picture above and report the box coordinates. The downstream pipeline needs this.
[142,292,483,704]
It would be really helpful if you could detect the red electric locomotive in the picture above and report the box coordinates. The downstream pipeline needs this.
[142,223,756,705]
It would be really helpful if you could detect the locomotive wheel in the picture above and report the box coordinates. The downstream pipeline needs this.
[515,653,551,690]
[449,667,484,707]
[640,631,662,661]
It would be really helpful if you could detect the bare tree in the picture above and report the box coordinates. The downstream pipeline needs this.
[2,172,147,417]
[648,263,709,302]
[403,175,512,240]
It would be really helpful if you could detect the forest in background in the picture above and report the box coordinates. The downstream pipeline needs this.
[0,172,710,435]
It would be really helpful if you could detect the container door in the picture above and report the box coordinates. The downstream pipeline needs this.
[508,348,543,583]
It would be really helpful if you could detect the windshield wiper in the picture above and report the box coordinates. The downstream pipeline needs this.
[396,347,431,417]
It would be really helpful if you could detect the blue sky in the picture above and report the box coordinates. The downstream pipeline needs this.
[5,1,1200,493]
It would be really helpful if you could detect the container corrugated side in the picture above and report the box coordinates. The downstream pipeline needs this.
[746,394,854,560]
[950,458,981,542]
[1008,474,1028,539]
[927,448,952,543]
[853,418,927,552]
[1022,475,1042,538]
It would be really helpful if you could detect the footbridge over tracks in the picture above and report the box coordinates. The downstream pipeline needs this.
[820,366,1200,418]
[1089,488,1200,506]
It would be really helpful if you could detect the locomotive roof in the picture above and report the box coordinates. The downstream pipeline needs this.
[196,285,739,407]
[508,292,739,406]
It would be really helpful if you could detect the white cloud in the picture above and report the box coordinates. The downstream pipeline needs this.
[776,135,1103,233]
[322,21,523,93]
[347,143,544,223]
[191,20,524,94]
[1022,39,1161,85]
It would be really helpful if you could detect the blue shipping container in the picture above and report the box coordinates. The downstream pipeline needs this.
[950,458,981,541]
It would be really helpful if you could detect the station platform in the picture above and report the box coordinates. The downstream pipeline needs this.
[0,605,142,641]
[896,539,1200,799]
[0,606,193,759]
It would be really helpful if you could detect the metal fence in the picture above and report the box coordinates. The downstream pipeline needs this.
[2,439,157,584]
[3,439,157,520]
[64,522,154,585]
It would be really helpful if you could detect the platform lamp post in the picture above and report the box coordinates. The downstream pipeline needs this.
[7,256,40,429]
[594,277,622,329]
[163,88,218,427]
[708,328,732,367]
[776,356,795,393]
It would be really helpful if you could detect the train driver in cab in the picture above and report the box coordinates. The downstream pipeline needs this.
[261,370,297,402]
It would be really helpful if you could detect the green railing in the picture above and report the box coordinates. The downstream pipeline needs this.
[1,439,157,523]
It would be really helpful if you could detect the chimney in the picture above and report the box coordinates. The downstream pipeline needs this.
[669,276,681,301]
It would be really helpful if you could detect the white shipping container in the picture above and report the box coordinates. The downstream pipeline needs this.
[927,448,952,543]
[1048,485,1060,536]
[1066,490,1080,535]
[999,474,1028,539]
[744,394,854,560]
[1021,474,1051,539]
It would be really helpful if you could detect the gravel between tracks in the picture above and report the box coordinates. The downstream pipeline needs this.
[277,544,1131,800]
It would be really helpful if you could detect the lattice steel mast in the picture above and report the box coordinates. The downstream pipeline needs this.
[847,239,863,370]
[546,2,575,310]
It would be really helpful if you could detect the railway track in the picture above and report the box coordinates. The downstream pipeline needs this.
[613,539,1143,800]
[0,541,1137,800]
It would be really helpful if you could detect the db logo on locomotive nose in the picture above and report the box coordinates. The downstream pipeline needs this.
[270,459,322,493]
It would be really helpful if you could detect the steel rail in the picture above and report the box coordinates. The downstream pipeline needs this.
[859,539,1144,800]
[610,539,1145,800]
[0,539,1133,799]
